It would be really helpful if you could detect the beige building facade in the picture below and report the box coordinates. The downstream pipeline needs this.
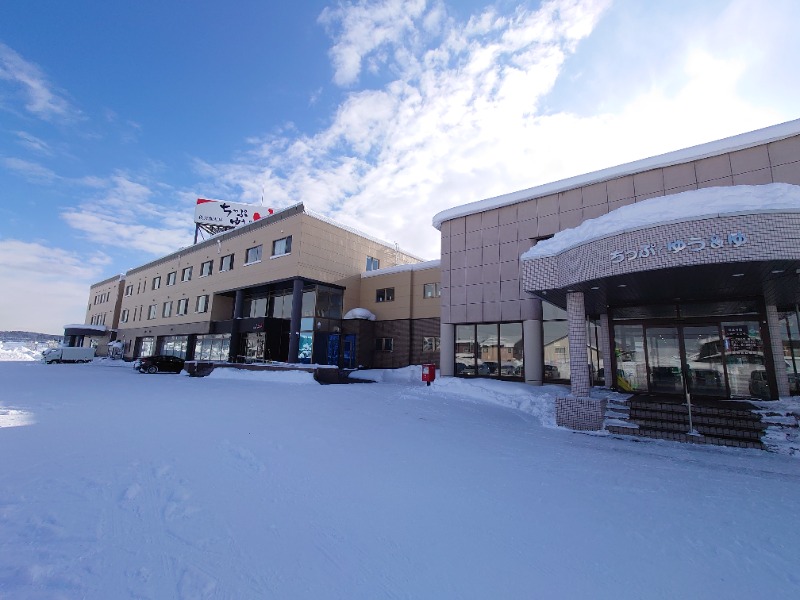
[81,203,437,369]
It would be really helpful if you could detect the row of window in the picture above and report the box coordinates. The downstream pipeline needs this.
[89,313,107,325]
[375,336,440,352]
[120,295,210,323]
[374,283,440,303]
[123,236,293,297]
[93,291,111,305]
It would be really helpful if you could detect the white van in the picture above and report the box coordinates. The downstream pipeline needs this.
[42,347,96,364]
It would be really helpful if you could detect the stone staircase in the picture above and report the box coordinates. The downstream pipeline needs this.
[604,396,768,450]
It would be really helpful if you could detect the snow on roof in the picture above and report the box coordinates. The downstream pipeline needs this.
[64,324,108,332]
[432,118,800,229]
[343,308,377,321]
[361,259,441,279]
[522,183,800,260]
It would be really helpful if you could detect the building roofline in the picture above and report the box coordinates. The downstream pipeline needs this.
[89,273,126,289]
[432,117,800,230]
[125,202,423,277]
[361,259,441,279]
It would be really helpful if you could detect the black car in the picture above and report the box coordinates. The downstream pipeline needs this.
[137,355,185,374]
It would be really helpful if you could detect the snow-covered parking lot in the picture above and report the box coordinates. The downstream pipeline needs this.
[1,360,799,599]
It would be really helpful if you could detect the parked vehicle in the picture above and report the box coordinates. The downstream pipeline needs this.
[42,347,95,364]
[137,355,185,374]
[543,364,560,380]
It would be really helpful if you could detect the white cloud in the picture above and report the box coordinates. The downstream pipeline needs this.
[1,157,59,184]
[0,240,105,334]
[319,0,431,86]
[13,131,53,155]
[0,42,80,122]
[61,172,196,255]
[195,0,795,260]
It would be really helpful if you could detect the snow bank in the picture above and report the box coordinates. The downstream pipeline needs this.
[206,367,317,384]
[0,341,46,362]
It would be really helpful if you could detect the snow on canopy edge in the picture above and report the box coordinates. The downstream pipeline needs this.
[63,324,108,332]
[432,118,800,229]
[521,183,800,260]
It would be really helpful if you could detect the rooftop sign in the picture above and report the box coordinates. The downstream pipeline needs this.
[193,199,273,228]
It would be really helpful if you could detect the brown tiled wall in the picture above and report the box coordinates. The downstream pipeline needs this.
[442,134,800,324]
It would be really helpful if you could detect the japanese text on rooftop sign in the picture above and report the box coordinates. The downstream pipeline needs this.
[610,232,747,265]
[193,199,273,227]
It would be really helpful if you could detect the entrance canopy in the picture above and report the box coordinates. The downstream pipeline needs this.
[521,183,800,313]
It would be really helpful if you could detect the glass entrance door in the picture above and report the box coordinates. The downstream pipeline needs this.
[645,327,683,394]
[683,325,727,398]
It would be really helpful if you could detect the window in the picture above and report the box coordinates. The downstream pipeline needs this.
[147,304,157,320]
[271,236,292,257]
[423,337,440,352]
[376,287,395,303]
[177,298,189,315]
[121,308,129,323]
[376,337,394,352]
[200,260,213,277]
[162,301,173,318]
[366,256,380,271]
[125,284,133,296]
[245,245,262,264]
[196,294,209,313]
[166,271,176,286]
[152,276,161,290]
[194,334,230,362]
[423,283,441,298]
[220,254,234,272]
[160,335,189,359]
[182,266,193,282]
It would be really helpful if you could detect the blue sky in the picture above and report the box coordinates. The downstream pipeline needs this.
[1,0,798,334]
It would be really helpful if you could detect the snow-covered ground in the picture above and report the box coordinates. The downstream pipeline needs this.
[1,360,799,599]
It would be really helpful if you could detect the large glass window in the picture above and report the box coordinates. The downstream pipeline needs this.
[194,334,230,362]
[270,291,293,319]
[613,324,648,392]
[245,296,268,318]
[159,335,188,359]
[779,310,800,396]
[456,323,523,379]
[138,336,155,357]
[316,286,343,319]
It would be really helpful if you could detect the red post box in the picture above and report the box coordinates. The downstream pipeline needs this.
[422,363,436,386]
